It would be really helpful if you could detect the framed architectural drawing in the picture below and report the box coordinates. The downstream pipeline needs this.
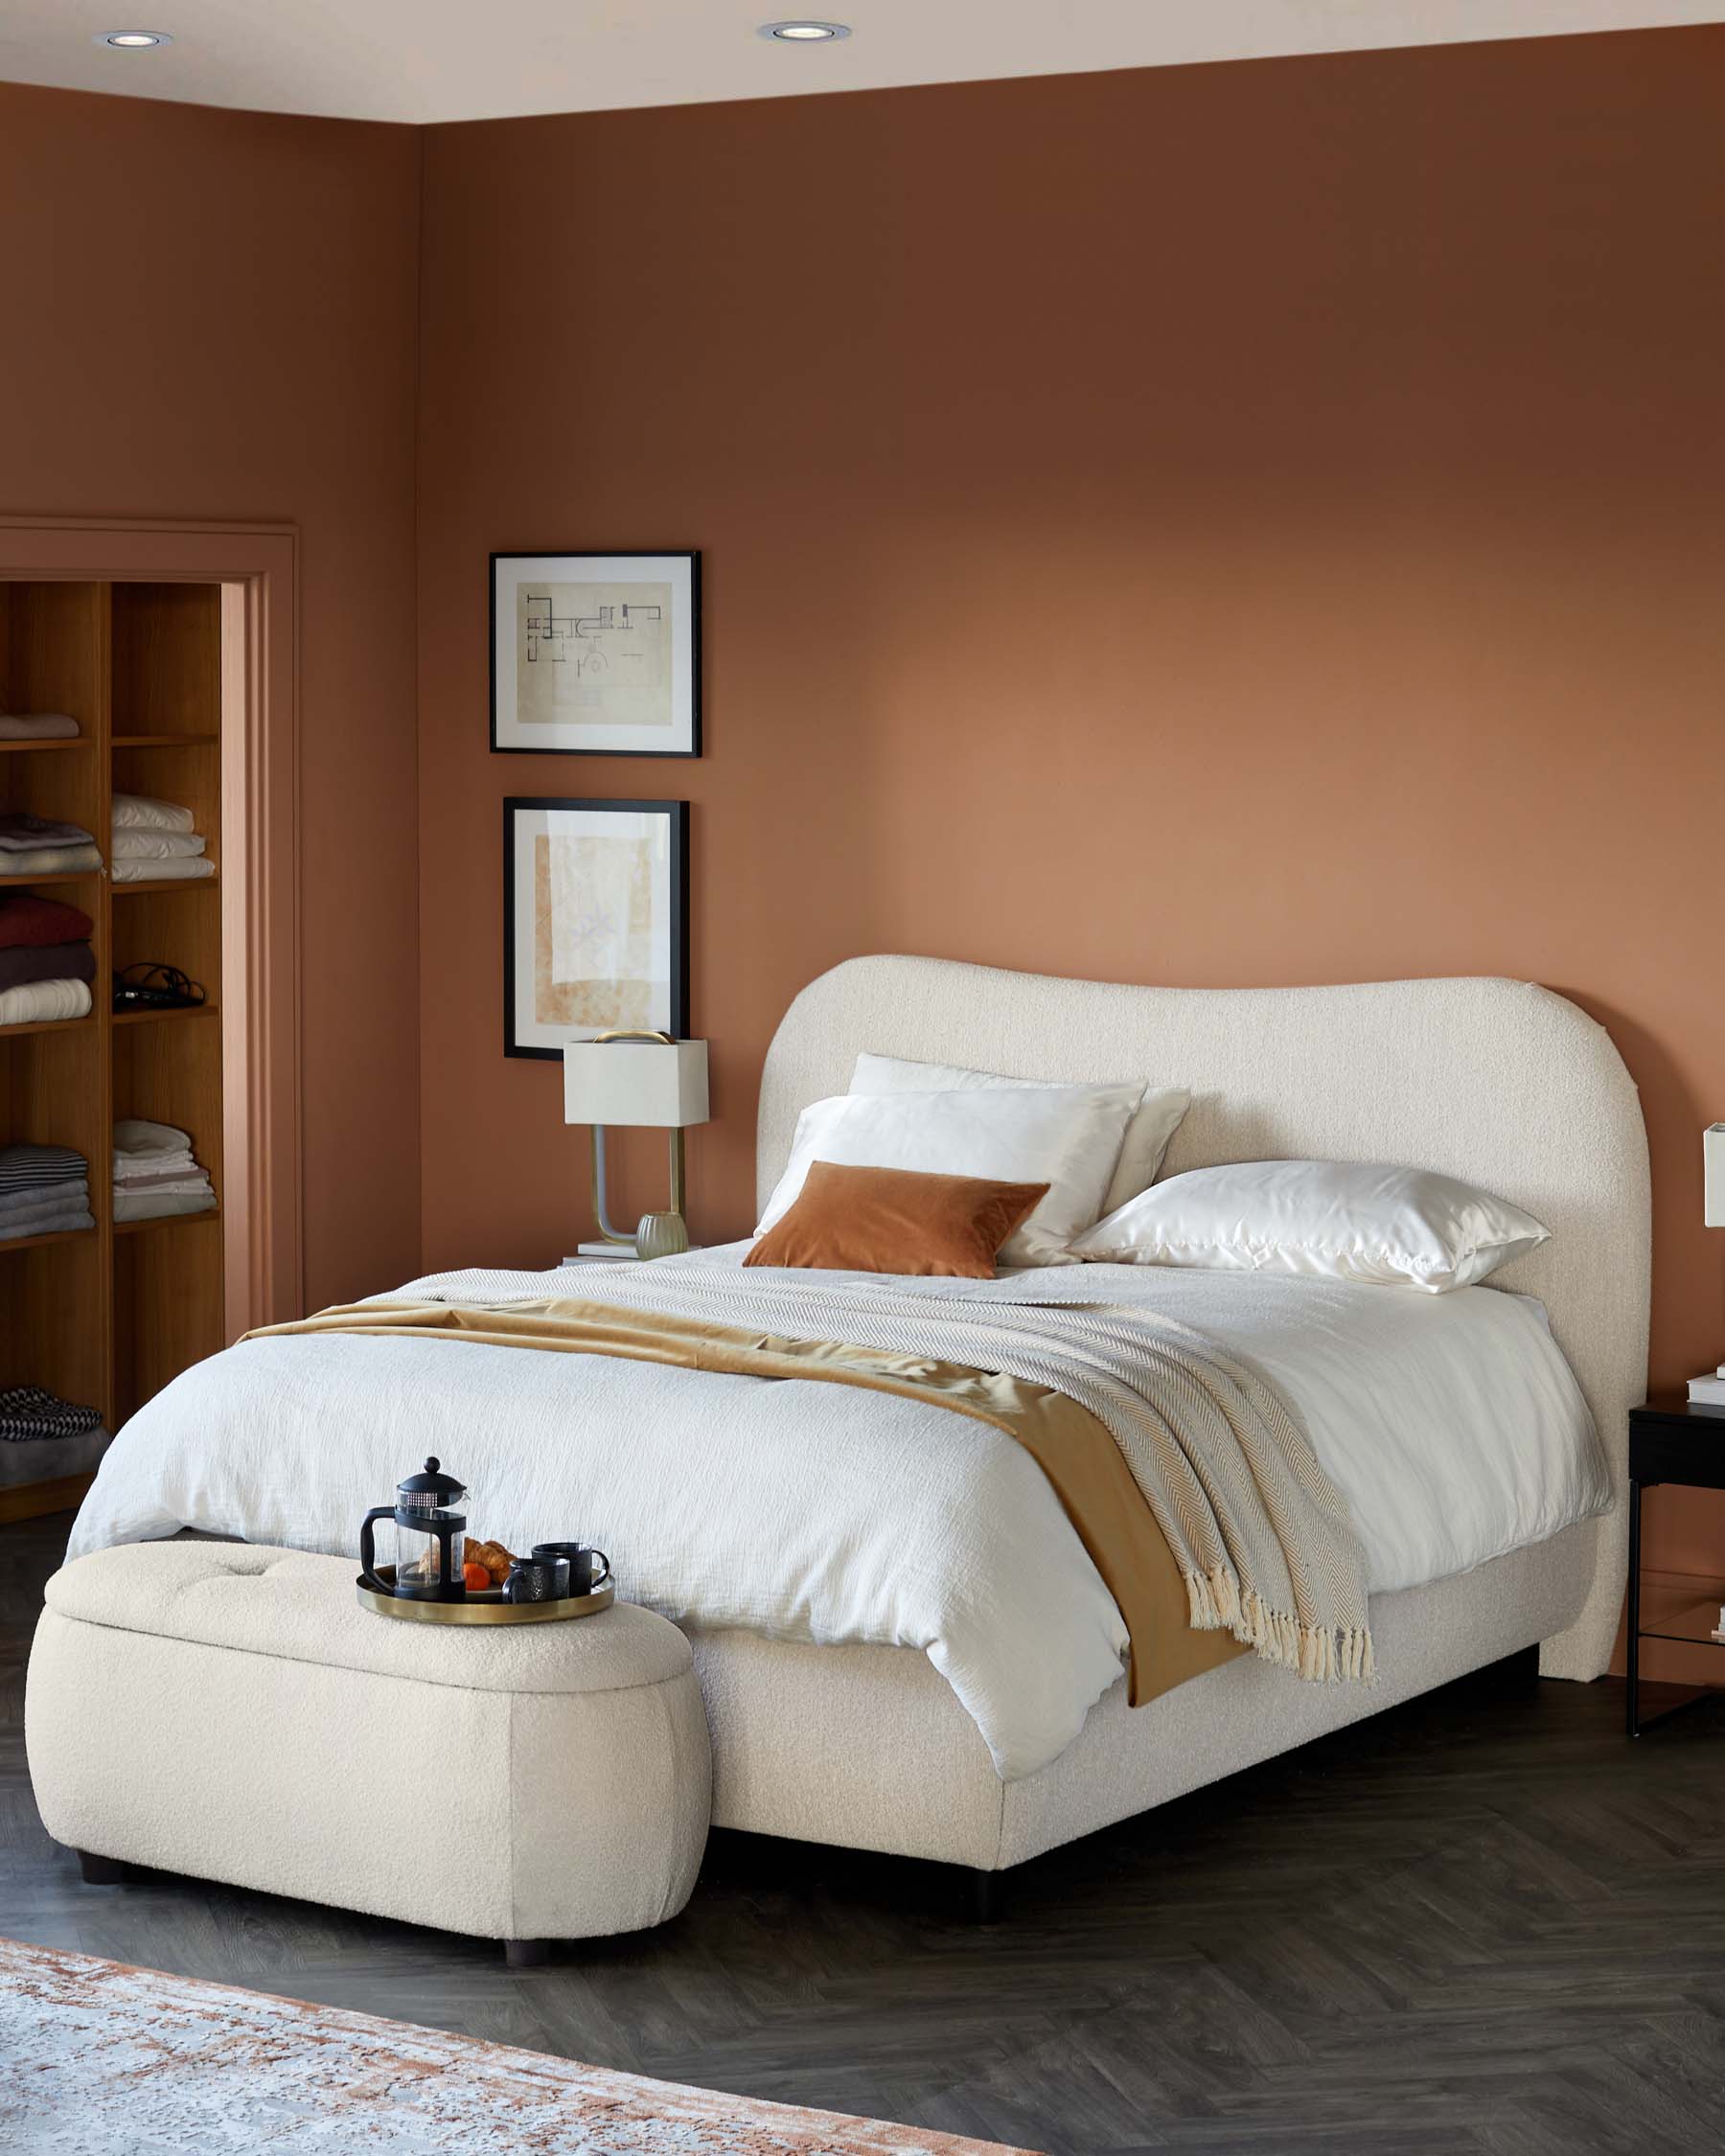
[491,551,701,757]
[503,798,689,1059]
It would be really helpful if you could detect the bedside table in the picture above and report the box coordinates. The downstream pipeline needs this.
[1626,1397,1725,1735]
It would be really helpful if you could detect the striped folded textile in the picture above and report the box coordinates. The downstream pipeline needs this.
[0,1386,104,1441]
[0,1143,86,1198]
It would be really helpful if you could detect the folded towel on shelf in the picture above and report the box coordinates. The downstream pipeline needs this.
[0,1205,94,1242]
[0,814,95,855]
[0,1182,90,1227]
[112,792,196,835]
[0,895,94,950]
[110,857,214,884]
[0,1386,103,1441]
[113,1159,197,1189]
[0,942,95,995]
[116,1177,207,1204]
[113,1116,214,1219]
[0,714,80,742]
[113,1187,215,1224]
[0,1144,86,1197]
[0,845,104,876]
[0,978,92,1025]
[114,1118,192,1156]
[110,830,208,861]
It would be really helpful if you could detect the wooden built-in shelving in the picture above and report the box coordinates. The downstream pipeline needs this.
[0,579,226,1524]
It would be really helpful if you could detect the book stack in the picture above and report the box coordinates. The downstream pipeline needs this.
[1686,1367,1725,1407]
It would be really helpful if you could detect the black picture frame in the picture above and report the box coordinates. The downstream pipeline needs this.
[502,796,689,1061]
[490,550,702,758]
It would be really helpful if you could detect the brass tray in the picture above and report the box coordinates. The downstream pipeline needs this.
[356,1565,615,1626]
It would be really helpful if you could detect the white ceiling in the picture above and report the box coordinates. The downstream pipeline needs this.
[1,2,1718,126]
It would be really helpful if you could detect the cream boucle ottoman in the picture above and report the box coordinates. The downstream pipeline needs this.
[26,1543,711,1964]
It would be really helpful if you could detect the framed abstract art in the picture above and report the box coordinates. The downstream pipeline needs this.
[490,551,701,757]
[502,797,689,1059]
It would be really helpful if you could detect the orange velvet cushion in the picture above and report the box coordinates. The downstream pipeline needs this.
[745,1159,1050,1278]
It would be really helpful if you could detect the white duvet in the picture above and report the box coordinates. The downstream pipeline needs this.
[68,1249,1608,1780]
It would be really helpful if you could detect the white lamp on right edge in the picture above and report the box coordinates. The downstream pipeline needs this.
[1689,1126,1725,1407]
[1706,1124,1725,1227]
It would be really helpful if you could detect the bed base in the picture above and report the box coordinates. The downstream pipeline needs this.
[686,1521,1596,1884]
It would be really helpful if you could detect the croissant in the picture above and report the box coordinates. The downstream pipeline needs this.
[464,1538,517,1587]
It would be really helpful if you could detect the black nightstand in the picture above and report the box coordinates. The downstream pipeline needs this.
[1627,1397,1725,1735]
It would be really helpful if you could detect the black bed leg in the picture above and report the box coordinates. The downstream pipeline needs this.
[1491,1643,1542,1691]
[505,1938,552,1968]
[965,1868,1006,1926]
[77,1849,128,1885]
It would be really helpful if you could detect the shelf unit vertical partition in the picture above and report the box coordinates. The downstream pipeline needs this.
[1,578,226,1522]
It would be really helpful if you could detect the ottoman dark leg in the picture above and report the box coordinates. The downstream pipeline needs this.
[505,1938,552,1968]
[966,1868,1006,1926]
[77,1850,128,1885]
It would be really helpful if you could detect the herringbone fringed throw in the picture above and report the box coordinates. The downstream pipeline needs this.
[396,1263,1375,1686]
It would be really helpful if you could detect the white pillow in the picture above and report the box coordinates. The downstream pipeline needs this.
[1069,1159,1550,1293]
[849,1052,1189,1217]
[757,1085,1145,1269]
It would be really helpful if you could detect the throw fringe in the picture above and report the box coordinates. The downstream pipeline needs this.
[1185,1565,1375,1685]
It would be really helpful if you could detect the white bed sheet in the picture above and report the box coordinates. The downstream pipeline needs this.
[67,1249,1606,1782]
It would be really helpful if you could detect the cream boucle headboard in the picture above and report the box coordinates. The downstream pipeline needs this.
[757,958,1650,1682]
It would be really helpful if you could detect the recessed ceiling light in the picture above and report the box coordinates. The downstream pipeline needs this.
[96,29,172,47]
[759,21,851,41]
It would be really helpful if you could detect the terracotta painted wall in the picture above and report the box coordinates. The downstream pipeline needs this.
[416,28,1725,1631]
[0,81,422,1308]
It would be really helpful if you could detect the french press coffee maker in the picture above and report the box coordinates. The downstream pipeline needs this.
[358,1457,468,1602]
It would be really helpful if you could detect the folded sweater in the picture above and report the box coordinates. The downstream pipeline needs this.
[0,844,103,876]
[0,1206,95,1242]
[0,978,91,1025]
[0,813,95,855]
[0,1143,86,1196]
[0,714,80,742]
[0,894,94,950]
[0,977,92,1025]
[0,941,94,995]
[0,1185,91,1230]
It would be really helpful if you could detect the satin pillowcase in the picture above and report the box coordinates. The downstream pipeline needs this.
[756,1083,1146,1268]
[1070,1159,1550,1293]
[848,1053,1190,1217]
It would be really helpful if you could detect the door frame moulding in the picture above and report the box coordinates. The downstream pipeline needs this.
[0,515,302,1334]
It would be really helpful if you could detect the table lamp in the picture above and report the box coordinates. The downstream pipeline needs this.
[564,1031,709,1260]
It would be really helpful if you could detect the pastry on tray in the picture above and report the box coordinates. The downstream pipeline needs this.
[464,1538,516,1587]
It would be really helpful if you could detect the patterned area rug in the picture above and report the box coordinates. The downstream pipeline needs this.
[0,1938,1036,2153]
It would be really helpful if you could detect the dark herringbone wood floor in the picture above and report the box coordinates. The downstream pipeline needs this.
[4,1514,1723,2154]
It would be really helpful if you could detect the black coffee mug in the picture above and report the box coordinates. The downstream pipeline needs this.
[505,1553,569,1603]
[532,1542,611,1596]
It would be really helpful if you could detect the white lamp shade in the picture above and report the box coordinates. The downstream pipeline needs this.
[564,1039,709,1129]
[1706,1124,1725,1227]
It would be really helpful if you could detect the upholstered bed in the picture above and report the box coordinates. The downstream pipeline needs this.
[68,959,1650,1885]
[691,958,1648,1871]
